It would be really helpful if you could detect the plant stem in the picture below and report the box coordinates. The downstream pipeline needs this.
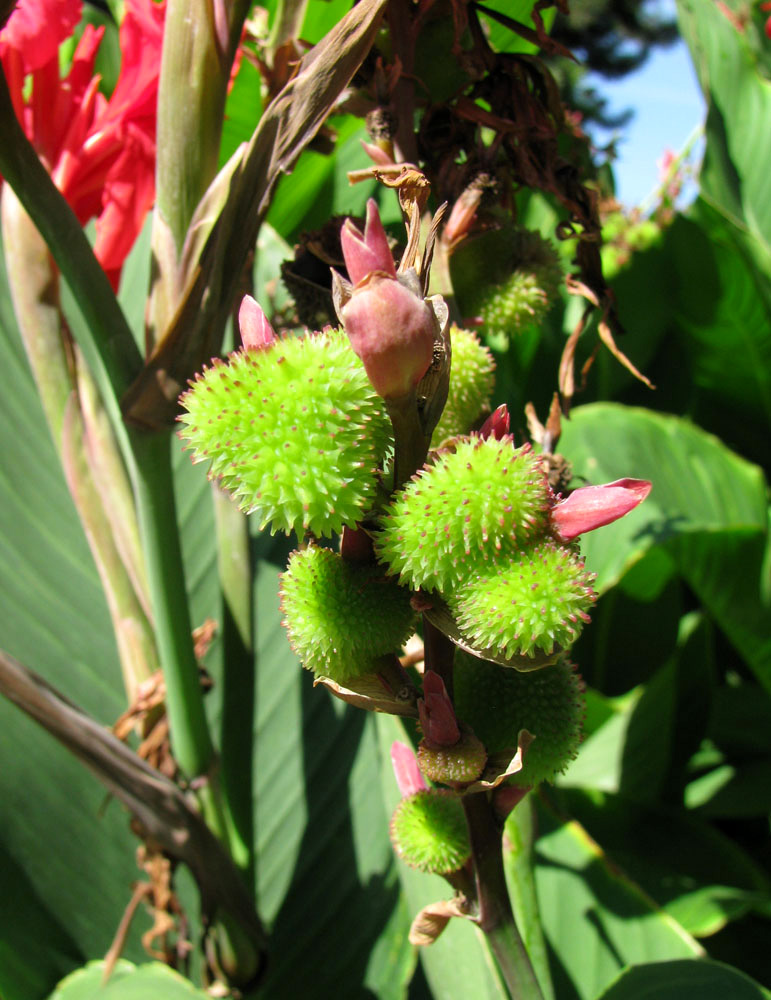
[130,429,215,782]
[462,793,545,1000]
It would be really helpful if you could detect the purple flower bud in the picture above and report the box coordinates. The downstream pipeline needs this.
[418,671,460,747]
[341,274,436,399]
[552,478,652,540]
[239,295,276,351]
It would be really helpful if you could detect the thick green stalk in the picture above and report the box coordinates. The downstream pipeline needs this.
[462,793,545,1000]
[151,0,251,342]
[130,429,215,780]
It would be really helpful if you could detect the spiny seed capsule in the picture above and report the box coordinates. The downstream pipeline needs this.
[451,226,562,349]
[177,329,393,537]
[449,540,596,658]
[390,790,470,874]
[453,651,585,787]
[430,326,495,447]
[279,546,415,682]
[375,437,550,593]
[417,729,487,785]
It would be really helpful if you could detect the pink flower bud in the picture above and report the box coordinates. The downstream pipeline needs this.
[238,295,276,351]
[551,478,652,540]
[390,741,428,798]
[341,274,436,399]
[478,404,511,441]
[418,671,460,747]
[340,198,396,285]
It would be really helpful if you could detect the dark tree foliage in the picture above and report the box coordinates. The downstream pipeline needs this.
[548,0,680,129]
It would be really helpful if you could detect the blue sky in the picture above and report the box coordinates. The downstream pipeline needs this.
[584,2,706,207]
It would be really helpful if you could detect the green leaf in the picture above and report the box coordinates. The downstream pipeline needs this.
[0,244,150,999]
[559,404,771,692]
[0,230,412,1000]
[49,960,209,999]
[662,204,771,461]
[555,789,770,939]
[595,958,770,1000]
[677,0,771,259]
[534,793,702,1000]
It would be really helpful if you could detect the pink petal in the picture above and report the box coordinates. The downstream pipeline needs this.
[340,199,396,285]
[390,741,427,798]
[238,295,277,350]
[360,139,394,167]
[552,478,652,540]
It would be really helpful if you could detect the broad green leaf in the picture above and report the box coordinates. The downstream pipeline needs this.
[376,714,511,1000]
[555,789,770,939]
[685,760,771,820]
[559,404,771,692]
[0,247,149,998]
[1,232,412,1000]
[49,959,209,999]
[677,0,771,258]
[663,205,771,459]
[534,793,702,1000]
[596,958,770,1000]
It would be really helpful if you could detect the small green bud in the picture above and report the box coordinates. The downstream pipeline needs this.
[450,540,596,659]
[178,329,392,537]
[451,226,562,348]
[280,546,414,682]
[431,326,495,446]
[376,437,550,592]
[417,729,487,785]
[454,651,585,786]
[390,790,470,874]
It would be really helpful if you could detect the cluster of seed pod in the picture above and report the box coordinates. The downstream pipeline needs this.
[375,433,597,663]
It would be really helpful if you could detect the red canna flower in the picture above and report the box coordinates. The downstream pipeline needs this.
[0,0,164,288]
[551,478,652,540]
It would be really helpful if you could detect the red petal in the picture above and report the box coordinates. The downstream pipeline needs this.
[552,478,652,539]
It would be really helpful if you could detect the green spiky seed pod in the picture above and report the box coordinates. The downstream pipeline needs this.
[280,546,414,682]
[178,329,392,537]
[454,651,584,786]
[451,226,562,347]
[376,437,550,592]
[417,729,487,785]
[430,326,495,446]
[390,790,470,874]
[450,540,596,659]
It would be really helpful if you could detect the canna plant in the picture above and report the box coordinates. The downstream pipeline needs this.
[0,0,769,999]
[178,194,651,996]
